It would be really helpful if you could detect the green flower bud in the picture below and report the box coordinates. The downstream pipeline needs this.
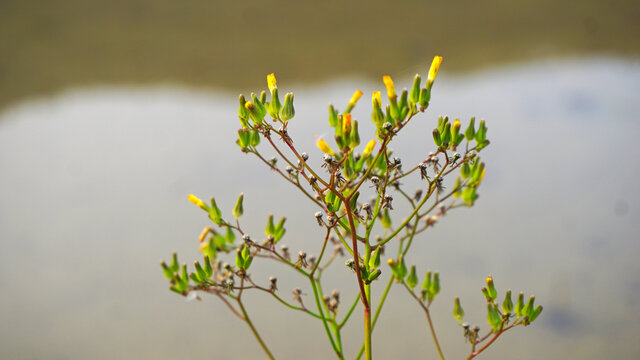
[265,214,275,236]
[250,130,260,147]
[170,252,180,273]
[453,297,464,323]
[232,193,244,219]
[274,217,286,242]
[461,162,471,178]
[465,117,476,141]
[529,305,543,323]
[328,104,339,127]
[161,261,174,279]
[475,119,487,143]
[280,93,295,121]
[432,128,442,147]
[238,95,250,128]
[225,226,235,243]
[371,92,385,129]
[350,120,361,148]
[502,290,513,314]
[523,295,536,318]
[250,93,267,121]
[209,199,223,225]
[369,246,381,269]
[259,90,267,105]
[487,304,502,332]
[515,292,525,317]
[419,88,430,110]
[441,122,452,147]
[397,255,408,282]
[268,88,282,119]
[407,265,418,289]
[237,129,250,150]
[194,261,207,281]
[235,248,245,270]
[409,74,421,107]
[203,256,213,278]
[381,209,392,229]
[367,268,382,282]
[486,276,497,301]
[422,271,432,300]
[430,272,440,299]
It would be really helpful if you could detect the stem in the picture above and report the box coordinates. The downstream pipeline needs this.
[402,283,445,360]
[339,294,360,328]
[237,299,275,360]
[309,277,342,358]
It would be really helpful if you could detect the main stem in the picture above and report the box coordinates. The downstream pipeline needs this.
[364,285,372,360]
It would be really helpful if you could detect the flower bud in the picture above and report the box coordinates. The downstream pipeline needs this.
[328,104,339,127]
[427,55,443,89]
[232,193,244,219]
[238,95,250,128]
[350,120,360,148]
[345,89,363,114]
[382,75,396,99]
[407,265,418,289]
[188,194,208,211]
[515,292,525,317]
[486,276,497,301]
[371,91,385,128]
[465,117,476,141]
[317,138,335,156]
[280,93,295,121]
[502,290,513,314]
[486,304,502,332]
[409,74,421,106]
[453,297,464,323]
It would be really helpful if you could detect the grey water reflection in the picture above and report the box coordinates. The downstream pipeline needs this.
[1,58,639,359]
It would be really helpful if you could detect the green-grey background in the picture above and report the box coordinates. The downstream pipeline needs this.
[1,1,639,359]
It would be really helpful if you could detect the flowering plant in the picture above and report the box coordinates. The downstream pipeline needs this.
[160,56,542,359]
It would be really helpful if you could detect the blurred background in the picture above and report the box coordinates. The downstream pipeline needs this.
[1,0,639,359]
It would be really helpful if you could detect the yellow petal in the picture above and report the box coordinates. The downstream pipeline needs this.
[188,194,205,208]
[267,73,277,92]
[362,139,377,157]
[342,113,352,134]
[372,91,382,106]
[349,89,363,105]
[382,75,396,98]
[316,138,335,156]
[427,56,443,85]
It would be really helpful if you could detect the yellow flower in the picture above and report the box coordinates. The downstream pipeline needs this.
[316,138,335,156]
[372,91,382,107]
[362,139,377,158]
[267,73,277,93]
[349,89,363,106]
[382,75,396,98]
[342,113,352,135]
[188,194,206,209]
[427,56,443,86]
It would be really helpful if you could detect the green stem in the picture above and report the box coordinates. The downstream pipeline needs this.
[339,294,360,328]
[237,299,275,360]
[309,277,342,358]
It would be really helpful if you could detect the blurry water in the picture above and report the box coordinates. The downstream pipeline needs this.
[1,58,639,359]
